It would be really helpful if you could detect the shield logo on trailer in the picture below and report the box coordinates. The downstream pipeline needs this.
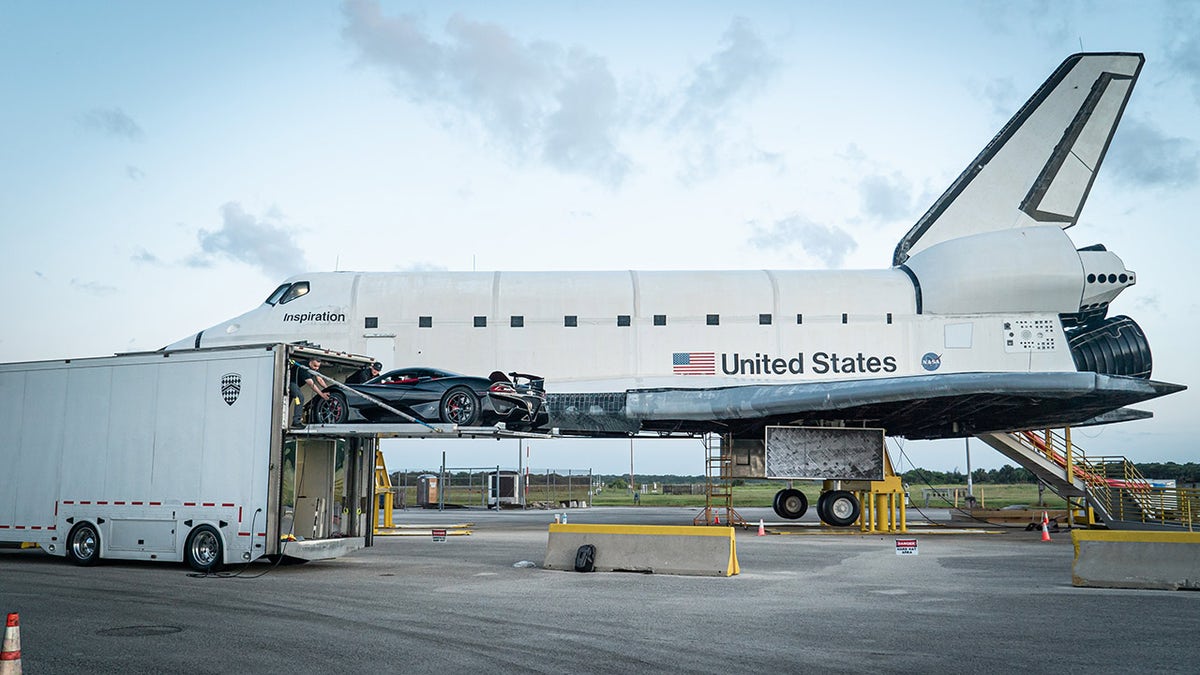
[221,373,242,406]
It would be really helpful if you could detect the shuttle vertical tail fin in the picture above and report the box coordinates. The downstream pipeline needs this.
[892,52,1144,266]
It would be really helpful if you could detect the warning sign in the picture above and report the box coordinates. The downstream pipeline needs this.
[895,538,918,555]
[432,529,447,543]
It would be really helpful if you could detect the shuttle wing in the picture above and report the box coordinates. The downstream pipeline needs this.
[893,53,1144,266]
[549,372,1182,440]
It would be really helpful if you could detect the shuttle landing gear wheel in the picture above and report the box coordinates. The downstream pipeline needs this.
[66,522,101,566]
[440,387,480,426]
[185,525,224,573]
[772,488,808,520]
[817,490,860,527]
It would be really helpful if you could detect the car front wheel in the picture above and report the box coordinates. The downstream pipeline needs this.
[440,387,480,426]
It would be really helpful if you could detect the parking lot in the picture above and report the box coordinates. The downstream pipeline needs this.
[2,506,1197,673]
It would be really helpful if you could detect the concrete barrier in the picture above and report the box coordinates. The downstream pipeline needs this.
[1072,529,1200,590]
[544,524,740,577]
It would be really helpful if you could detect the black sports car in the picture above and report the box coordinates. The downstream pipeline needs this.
[312,367,549,429]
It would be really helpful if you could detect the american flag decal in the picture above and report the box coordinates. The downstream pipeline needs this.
[673,352,715,375]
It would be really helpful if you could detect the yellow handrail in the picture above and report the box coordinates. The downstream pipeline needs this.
[1009,429,1196,528]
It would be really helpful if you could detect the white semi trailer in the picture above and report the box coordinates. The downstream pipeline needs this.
[0,343,378,571]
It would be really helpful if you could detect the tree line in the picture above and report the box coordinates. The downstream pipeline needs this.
[904,462,1200,486]
[600,462,1200,487]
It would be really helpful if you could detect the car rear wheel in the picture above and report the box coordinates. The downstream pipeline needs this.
[440,387,480,426]
[313,391,348,424]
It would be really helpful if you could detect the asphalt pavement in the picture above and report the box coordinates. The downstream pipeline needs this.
[2,506,1197,674]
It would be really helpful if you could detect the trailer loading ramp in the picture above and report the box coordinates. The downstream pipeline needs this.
[289,423,558,439]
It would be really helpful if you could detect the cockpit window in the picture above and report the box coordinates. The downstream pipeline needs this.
[264,283,291,306]
[279,281,310,305]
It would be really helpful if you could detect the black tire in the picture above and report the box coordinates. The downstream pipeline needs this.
[820,490,860,527]
[772,488,808,520]
[816,491,830,519]
[574,544,596,572]
[312,391,348,424]
[439,386,480,426]
[66,522,101,566]
[185,525,224,573]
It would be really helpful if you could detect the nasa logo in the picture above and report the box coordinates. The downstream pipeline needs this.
[221,373,242,405]
[921,353,941,372]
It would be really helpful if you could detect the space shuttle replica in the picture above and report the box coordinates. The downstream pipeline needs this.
[170,52,1183,441]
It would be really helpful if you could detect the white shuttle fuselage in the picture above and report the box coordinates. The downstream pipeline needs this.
[174,227,1114,389]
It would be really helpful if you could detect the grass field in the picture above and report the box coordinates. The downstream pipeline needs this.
[393,480,1068,510]
[587,482,1067,509]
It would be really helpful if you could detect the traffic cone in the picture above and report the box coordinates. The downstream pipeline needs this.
[1,613,20,675]
[757,518,766,536]
[713,510,719,525]
[1041,511,1051,542]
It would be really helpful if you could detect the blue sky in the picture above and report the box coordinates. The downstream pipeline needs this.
[2,1,1198,475]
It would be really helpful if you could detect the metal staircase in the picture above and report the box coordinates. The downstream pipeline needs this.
[694,433,746,526]
[976,429,1197,530]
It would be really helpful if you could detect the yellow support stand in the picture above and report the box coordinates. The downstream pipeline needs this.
[374,450,396,533]
[822,449,907,533]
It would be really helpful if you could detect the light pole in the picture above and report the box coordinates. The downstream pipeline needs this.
[965,437,974,500]
[630,436,638,503]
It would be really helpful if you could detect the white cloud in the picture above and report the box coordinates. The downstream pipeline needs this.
[1106,118,1199,189]
[80,107,144,141]
[1164,4,1200,105]
[670,17,781,183]
[342,1,631,185]
[188,202,309,279]
[859,172,916,223]
[401,262,448,272]
[70,278,118,296]
[977,76,1020,117]
[541,48,630,185]
[748,215,857,268]
[341,4,782,187]
[131,248,161,265]
[672,17,779,132]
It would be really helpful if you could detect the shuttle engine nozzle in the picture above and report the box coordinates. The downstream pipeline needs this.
[1067,315,1152,379]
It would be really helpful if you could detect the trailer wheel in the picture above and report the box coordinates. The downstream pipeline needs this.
[185,525,224,573]
[819,490,860,527]
[312,391,348,424]
[440,387,480,426]
[772,488,808,519]
[66,522,101,566]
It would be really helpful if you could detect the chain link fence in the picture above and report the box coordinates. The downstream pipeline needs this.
[387,467,593,510]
